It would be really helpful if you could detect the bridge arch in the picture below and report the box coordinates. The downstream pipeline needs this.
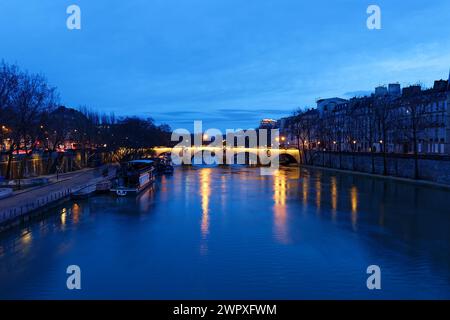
[157,151,171,158]
[278,153,298,165]
[153,147,173,158]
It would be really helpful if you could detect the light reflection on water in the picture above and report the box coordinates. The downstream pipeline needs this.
[200,169,211,255]
[273,170,288,243]
[331,176,337,220]
[0,166,450,299]
[350,186,358,230]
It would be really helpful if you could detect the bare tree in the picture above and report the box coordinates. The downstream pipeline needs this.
[373,96,395,175]
[5,71,58,179]
[0,61,19,117]
[401,91,439,179]
[289,108,318,165]
[0,61,19,154]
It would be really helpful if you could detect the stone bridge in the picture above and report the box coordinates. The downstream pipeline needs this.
[153,146,300,165]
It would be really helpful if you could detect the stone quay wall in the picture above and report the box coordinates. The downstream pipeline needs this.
[308,151,450,186]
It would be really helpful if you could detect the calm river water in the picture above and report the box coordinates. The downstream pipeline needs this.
[1,166,450,299]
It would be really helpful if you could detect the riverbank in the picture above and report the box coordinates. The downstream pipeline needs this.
[0,165,115,232]
[301,164,450,191]
[308,151,450,187]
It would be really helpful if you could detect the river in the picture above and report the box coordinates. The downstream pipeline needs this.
[1,166,450,299]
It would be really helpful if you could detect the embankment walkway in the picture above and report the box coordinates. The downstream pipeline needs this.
[0,166,112,229]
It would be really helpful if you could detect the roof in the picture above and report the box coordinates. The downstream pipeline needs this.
[128,160,154,164]
[316,97,347,104]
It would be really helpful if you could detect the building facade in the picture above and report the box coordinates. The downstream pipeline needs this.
[280,75,450,156]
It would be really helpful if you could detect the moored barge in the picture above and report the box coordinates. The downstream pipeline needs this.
[110,160,155,196]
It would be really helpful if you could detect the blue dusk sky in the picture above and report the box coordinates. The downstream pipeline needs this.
[1,0,450,131]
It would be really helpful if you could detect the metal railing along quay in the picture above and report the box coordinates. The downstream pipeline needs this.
[0,187,73,226]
